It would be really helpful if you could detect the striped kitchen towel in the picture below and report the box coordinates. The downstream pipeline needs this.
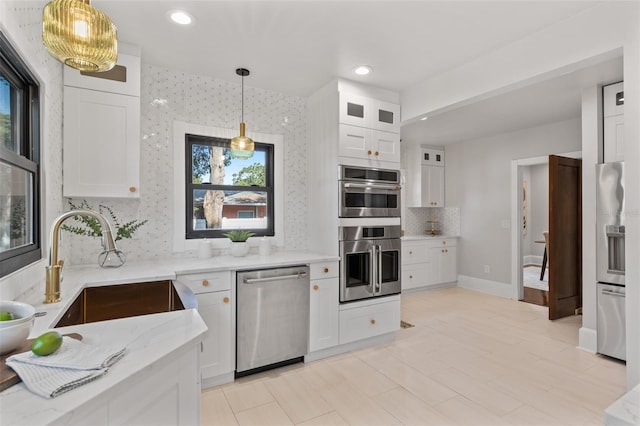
[6,336,126,398]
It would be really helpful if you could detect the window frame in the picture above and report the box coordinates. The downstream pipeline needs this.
[184,134,275,239]
[0,31,41,277]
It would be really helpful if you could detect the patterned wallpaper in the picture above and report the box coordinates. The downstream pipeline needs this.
[0,1,65,299]
[67,64,308,264]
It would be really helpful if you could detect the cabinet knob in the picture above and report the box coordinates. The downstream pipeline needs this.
[374,151,379,156]
[442,241,446,245]
[395,185,400,191]
[367,150,372,156]
[370,319,376,325]
[441,249,445,253]
[445,249,448,253]
[129,186,137,193]
[313,284,319,291]
[409,251,413,255]
[409,275,413,279]
[323,267,329,273]
[223,297,230,303]
[202,279,209,287]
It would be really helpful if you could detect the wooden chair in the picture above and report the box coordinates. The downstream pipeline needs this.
[540,231,549,280]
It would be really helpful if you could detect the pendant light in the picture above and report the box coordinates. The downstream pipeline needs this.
[230,68,255,159]
[42,0,118,72]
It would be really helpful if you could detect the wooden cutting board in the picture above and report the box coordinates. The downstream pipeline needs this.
[0,333,82,392]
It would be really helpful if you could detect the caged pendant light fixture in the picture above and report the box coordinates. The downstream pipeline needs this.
[42,0,118,72]
[230,68,254,159]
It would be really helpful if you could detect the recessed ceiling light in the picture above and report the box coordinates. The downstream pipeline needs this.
[353,65,372,76]
[420,116,428,121]
[168,10,194,25]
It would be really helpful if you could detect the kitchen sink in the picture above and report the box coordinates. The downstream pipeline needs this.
[54,280,196,328]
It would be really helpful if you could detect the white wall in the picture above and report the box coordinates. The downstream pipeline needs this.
[446,119,581,291]
[0,2,65,301]
[521,166,532,257]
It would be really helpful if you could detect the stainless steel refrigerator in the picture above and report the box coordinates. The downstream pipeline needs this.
[595,161,626,361]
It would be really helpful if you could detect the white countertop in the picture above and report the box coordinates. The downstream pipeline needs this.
[605,384,640,425]
[401,234,459,241]
[1,250,337,425]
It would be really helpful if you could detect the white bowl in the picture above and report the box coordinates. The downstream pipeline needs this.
[0,300,36,328]
[0,319,33,355]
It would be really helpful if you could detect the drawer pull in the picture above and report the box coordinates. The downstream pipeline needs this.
[129,186,137,193]
[370,319,376,325]
[323,267,329,273]
[313,284,319,291]
[409,275,413,279]
[223,297,230,303]
[409,251,413,255]
[202,280,209,287]
[367,150,372,156]
[374,151,379,156]
[442,241,446,245]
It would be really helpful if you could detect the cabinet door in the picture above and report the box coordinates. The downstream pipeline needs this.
[372,130,401,163]
[439,245,457,283]
[421,165,445,207]
[309,277,339,352]
[339,124,371,159]
[196,291,232,379]
[402,263,429,291]
[604,115,624,162]
[339,92,371,128]
[63,86,140,198]
[373,100,400,133]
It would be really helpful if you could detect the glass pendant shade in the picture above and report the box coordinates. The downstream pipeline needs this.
[230,122,255,159]
[42,0,118,72]
[231,68,254,159]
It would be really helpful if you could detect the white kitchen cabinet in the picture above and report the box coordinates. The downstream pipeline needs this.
[603,82,624,163]
[401,238,457,291]
[404,144,445,207]
[339,92,400,133]
[339,296,400,344]
[309,261,339,352]
[175,271,233,386]
[63,51,141,198]
[338,124,400,164]
[63,87,140,198]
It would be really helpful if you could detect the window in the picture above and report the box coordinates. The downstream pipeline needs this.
[0,32,41,277]
[185,134,274,239]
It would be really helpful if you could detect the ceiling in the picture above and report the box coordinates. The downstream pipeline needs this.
[92,1,619,144]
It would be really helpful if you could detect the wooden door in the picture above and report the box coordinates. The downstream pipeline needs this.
[548,155,582,320]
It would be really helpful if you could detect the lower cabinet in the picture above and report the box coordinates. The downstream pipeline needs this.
[175,272,233,385]
[402,238,458,291]
[339,296,400,345]
[309,261,339,352]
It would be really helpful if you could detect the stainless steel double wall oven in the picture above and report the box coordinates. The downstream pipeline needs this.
[338,165,401,303]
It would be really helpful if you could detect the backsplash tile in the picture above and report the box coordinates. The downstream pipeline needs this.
[66,64,308,264]
[404,207,460,237]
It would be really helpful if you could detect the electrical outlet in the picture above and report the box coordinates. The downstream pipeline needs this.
[484,265,490,273]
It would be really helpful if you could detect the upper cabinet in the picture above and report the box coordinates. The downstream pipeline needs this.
[63,51,141,198]
[603,82,624,163]
[403,145,445,208]
[337,91,401,166]
[339,92,401,133]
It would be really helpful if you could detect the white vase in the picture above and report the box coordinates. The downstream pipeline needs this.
[230,242,250,257]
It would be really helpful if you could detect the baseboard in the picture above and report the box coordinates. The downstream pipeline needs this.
[304,333,395,363]
[578,327,598,354]
[201,372,234,389]
[523,255,543,266]
[402,282,456,294]
[457,275,514,299]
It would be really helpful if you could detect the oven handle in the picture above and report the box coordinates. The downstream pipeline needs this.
[342,182,401,191]
[370,245,378,295]
[376,244,382,294]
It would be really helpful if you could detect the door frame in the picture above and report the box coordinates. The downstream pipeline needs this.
[510,151,582,301]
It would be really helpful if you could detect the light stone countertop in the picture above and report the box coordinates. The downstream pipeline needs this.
[1,250,338,425]
[605,384,640,426]
[401,234,460,241]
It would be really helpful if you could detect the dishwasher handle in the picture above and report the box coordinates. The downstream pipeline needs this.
[243,272,308,284]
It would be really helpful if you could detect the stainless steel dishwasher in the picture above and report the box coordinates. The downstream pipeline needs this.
[236,265,310,376]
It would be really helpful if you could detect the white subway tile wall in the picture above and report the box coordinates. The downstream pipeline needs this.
[67,64,308,264]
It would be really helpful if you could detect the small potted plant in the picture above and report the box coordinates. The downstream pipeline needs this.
[223,230,255,257]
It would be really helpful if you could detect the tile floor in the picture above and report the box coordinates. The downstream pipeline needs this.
[201,287,626,425]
